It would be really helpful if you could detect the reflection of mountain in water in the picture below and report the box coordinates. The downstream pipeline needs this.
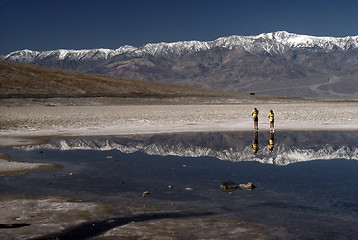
[21,132,358,166]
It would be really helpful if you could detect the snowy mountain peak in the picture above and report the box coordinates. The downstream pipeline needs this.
[3,31,358,63]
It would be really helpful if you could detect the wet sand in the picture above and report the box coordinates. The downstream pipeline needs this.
[0,195,111,240]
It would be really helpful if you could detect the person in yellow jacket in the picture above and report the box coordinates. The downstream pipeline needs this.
[251,108,259,130]
[268,110,275,132]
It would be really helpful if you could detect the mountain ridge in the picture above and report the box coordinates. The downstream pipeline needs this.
[4,31,358,62]
[3,31,358,99]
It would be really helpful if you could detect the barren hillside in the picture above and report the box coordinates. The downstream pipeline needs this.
[0,60,243,99]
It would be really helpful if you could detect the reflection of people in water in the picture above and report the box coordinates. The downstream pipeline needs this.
[268,132,275,151]
[252,131,259,153]
[268,110,275,132]
[251,108,259,130]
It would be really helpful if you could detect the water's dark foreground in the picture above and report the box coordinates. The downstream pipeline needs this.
[1,131,358,239]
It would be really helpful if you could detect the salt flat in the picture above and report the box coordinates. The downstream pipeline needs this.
[1,101,357,147]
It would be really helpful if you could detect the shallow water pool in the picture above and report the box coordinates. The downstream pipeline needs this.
[1,131,358,239]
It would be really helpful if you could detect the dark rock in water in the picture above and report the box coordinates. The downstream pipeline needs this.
[239,182,256,191]
[220,180,238,192]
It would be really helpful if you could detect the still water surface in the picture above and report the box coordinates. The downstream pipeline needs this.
[1,131,358,239]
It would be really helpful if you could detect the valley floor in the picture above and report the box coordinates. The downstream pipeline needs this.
[1,100,358,148]
[1,98,358,239]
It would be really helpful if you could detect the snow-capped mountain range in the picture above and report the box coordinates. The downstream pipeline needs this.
[19,136,358,166]
[3,31,358,99]
[18,131,358,166]
[3,31,358,62]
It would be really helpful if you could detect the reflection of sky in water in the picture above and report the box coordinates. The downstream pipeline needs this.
[1,131,358,239]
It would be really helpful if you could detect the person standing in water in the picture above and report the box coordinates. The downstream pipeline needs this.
[251,108,259,130]
[268,110,275,132]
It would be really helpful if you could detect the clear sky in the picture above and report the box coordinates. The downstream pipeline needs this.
[1,0,358,55]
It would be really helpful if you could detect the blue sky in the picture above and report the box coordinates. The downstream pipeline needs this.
[1,0,358,55]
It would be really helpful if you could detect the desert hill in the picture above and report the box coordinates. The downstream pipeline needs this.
[0,60,245,100]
